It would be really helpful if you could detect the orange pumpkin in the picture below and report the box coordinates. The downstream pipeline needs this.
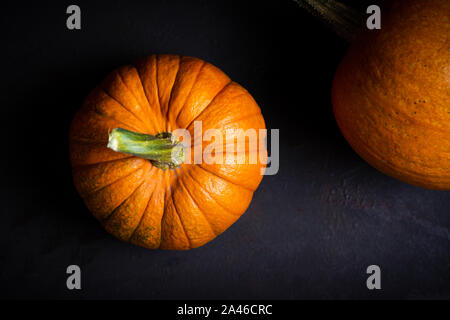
[332,0,450,190]
[69,54,267,250]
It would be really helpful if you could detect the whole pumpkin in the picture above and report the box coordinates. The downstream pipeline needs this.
[332,0,450,189]
[69,54,266,250]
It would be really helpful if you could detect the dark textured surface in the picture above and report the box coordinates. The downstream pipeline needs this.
[1,0,449,299]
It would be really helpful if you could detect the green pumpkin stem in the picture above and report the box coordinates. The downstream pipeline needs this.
[294,0,364,42]
[107,128,185,170]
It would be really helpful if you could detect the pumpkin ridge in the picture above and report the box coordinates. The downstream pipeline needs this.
[134,59,165,133]
[100,86,149,131]
[71,155,135,169]
[223,110,263,125]
[170,189,193,249]
[159,170,191,250]
[91,103,143,133]
[104,165,157,234]
[83,162,146,197]
[128,170,160,242]
[178,176,217,236]
[102,174,147,225]
[82,165,148,221]
[160,55,182,130]
[197,164,255,192]
[173,60,207,126]
[130,65,164,134]
[159,175,172,249]
[131,168,166,248]
[154,55,165,131]
[115,70,155,132]
[158,187,167,249]
[183,80,233,130]
[191,110,263,147]
[186,169,242,216]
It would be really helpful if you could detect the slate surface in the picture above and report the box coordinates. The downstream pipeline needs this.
[0,0,449,299]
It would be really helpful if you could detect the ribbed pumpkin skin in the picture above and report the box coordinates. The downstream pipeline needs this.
[69,54,266,250]
[332,0,450,190]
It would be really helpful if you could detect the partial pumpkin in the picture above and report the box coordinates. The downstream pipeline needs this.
[69,54,266,250]
[332,0,450,189]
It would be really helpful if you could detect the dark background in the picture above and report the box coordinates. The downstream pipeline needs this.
[1,0,449,299]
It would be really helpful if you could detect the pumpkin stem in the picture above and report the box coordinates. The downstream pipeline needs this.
[294,0,364,42]
[107,128,185,170]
